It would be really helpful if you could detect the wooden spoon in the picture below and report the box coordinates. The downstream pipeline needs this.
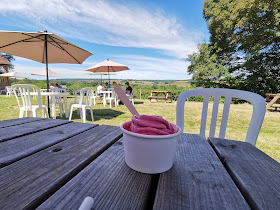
[114,85,140,116]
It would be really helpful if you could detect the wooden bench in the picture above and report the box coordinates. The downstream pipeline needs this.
[148,91,172,103]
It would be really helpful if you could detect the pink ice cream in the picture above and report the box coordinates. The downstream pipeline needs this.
[123,115,178,135]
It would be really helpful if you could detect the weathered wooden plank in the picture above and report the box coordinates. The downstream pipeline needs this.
[209,137,280,210]
[0,117,44,128]
[0,125,122,210]
[153,134,250,210]
[0,121,96,167]
[38,138,154,210]
[0,118,71,142]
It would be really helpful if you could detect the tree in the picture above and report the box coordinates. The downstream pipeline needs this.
[187,43,233,88]
[204,0,280,56]
[188,0,280,95]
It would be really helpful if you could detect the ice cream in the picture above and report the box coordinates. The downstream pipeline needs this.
[123,115,178,135]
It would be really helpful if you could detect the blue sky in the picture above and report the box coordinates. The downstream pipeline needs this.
[0,0,209,80]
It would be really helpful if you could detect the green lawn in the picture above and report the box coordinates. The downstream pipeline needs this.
[0,95,279,162]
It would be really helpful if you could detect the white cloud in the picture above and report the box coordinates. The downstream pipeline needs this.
[12,54,191,80]
[0,0,202,58]
[109,55,191,80]
[113,55,188,72]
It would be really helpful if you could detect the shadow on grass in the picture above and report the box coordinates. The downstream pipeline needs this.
[134,101,144,104]
[267,109,280,112]
[67,109,125,121]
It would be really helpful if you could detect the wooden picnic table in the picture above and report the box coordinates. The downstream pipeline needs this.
[266,93,280,110]
[0,117,279,209]
[148,91,173,103]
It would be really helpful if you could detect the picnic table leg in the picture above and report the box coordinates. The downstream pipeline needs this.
[266,96,280,110]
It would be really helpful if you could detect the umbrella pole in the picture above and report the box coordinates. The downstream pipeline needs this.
[45,34,51,116]
[108,66,110,85]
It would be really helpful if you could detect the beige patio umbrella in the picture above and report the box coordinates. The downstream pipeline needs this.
[32,69,62,77]
[0,71,26,83]
[0,72,26,78]
[0,30,93,114]
[85,59,129,84]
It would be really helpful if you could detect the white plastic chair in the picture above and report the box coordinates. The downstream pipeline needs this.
[31,88,38,99]
[74,89,82,115]
[69,87,94,123]
[90,90,103,106]
[50,87,66,117]
[127,88,134,105]
[5,86,12,97]
[104,91,118,108]
[12,84,49,118]
[74,89,81,104]
[176,88,266,146]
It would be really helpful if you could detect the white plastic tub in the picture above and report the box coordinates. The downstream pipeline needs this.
[120,122,182,174]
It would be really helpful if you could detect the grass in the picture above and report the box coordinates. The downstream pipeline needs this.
[0,95,279,162]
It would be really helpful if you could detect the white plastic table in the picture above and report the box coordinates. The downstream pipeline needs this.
[99,90,114,107]
[31,92,69,119]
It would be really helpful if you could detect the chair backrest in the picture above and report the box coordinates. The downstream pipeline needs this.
[176,88,266,146]
[79,87,95,106]
[74,89,81,103]
[5,86,11,92]
[12,84,42,111]
[6,86,12,95]
[50,87,65,103]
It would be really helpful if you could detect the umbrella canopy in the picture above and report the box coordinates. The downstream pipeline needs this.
[0,71,26,78]
[0,30,93,114]
[32,69,62,77]
[86,59,129,73]
[0,31,92,64]
[85,59,129,84]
